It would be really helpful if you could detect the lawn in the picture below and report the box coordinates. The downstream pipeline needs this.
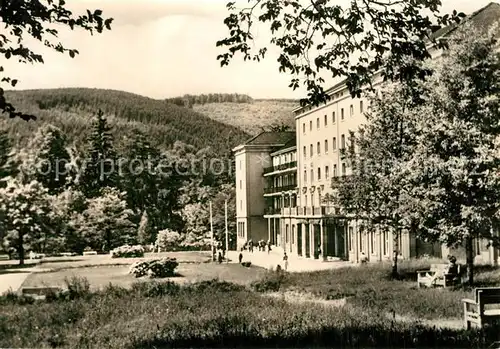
[0,279,496,349]
[2,256,500,348]
[274,260,500,320]
[22,263,268,290]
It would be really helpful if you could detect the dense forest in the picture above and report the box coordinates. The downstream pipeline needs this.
[4,88,250,156]
[165,93,253,108]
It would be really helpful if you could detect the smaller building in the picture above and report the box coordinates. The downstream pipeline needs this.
[233,131,296,250]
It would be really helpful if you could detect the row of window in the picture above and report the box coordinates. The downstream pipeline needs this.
[302,192,323,207]
[303,163,347,183]
[302,101,364,134]
[303,135,349,158]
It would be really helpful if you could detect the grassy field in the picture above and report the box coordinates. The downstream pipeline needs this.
[20,251,266,290]
[273,260,500,320]
[23,263,268,290]
[1,278,497,349]
[2,256,500,348]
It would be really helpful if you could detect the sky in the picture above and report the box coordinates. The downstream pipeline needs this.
[2,0,495,100]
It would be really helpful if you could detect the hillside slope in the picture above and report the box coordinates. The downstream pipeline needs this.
[193,99,297,135]
[3,88,250,155]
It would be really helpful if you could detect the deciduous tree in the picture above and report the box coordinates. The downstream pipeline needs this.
[76,188,135,251]
[329,82,420,277]
[0,180,52,264]
[217,0,464,106]
[20,124,72,194]
[404,26,500,285]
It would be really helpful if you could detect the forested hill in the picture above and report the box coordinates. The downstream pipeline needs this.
[3,88,250,155]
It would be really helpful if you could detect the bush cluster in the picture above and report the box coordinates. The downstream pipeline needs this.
[110,245,145,258]
[128,258,178,278]
[251,269,286,292]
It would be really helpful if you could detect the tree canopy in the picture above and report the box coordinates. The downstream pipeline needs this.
[0,0,113,120]
[333,25,500,284]
[217,0,465,106]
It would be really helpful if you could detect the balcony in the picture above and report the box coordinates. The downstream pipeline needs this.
[263,184,297,194]
[264,205,340,217]
[264,207,281,215]
[296,206,339,216]
[282,207,298,216]
[263,161,297,175]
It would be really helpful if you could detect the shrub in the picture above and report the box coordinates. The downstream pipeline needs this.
[187,279,246,293]
[251,269,286,292]
[156,229,181,251]
[129,258,178,278]
[241,261,251,267]
[110,245,145,258]
[131,281,180,297]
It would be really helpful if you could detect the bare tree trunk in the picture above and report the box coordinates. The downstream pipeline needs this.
[391,228,399,278]
[465,236,474,286]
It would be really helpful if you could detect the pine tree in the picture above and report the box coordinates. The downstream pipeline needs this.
[79,110,117,198]
[120,131,161,213]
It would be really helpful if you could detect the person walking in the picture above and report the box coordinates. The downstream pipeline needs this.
[267,240,271,254]
[238,252,243,264]
[283,252,289,271]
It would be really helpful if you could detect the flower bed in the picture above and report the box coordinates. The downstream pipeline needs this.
[128,258,178,278]
[110,245,145,258]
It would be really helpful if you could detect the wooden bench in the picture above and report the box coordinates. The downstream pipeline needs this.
[417,263,462,288]
[83,251,97,256]
[463,287,500,329]
[21,286,63,300]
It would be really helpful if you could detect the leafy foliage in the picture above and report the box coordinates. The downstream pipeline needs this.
[72,187,136,251]
[0,0,112,120]
[217,0,465,106]
[332,25,500,284]
[403,25,500,285]
[128,258,179,278]
[19,124,72,194]
[155,229,181,251]
[0,180,52,264]
[110,245,145,258]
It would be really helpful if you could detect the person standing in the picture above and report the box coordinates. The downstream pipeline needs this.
[267,240,271,254]
[238,252,243,264]
[283,252,289,271]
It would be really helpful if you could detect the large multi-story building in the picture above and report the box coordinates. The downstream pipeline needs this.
[233,2,500,265]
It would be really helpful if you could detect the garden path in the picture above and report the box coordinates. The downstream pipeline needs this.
[265,289,464,330]
[0,272,31,295]
[227,250,351,272]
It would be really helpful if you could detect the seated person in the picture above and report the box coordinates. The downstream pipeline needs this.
[446,255,459,275]
[429,255,459,285]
